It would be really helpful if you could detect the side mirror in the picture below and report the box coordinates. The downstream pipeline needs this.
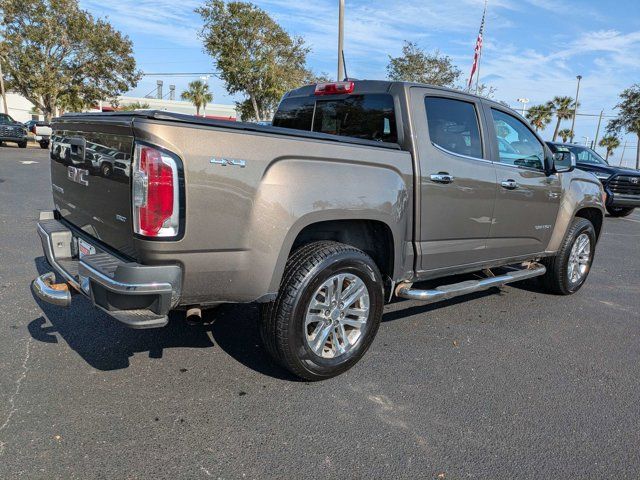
[552,151,576,173]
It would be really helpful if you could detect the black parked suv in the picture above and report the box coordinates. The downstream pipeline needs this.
[0,113,28,148]
[548,142,640,217]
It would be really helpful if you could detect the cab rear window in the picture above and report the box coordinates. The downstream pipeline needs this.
[273,94,398,143]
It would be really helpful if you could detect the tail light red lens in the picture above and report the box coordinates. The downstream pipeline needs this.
[132,143,180,238]
[314,81,355,95]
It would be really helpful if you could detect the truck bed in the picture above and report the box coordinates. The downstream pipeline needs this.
[50,110,413,305]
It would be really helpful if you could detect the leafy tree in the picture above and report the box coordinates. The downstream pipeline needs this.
[599,135,620,162]
[305,71,333,85]
[525,104,553,132]
[387,41,461,87]
[197,1,309,122]
[607,84,640,169]
[120,101,151,111]
[548,96,578,142]
[475,83,497,99]
[0,0,141,121]
[558,128,573,143]
[181,80,213,116]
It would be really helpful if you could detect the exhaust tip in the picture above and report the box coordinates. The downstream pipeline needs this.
[32,272,72,307]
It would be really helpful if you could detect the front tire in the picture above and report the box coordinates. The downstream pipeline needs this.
[18,141,27,149]
[100,163,112,177]
[260,241,384,381]
[606,206,635,217]
[541,217,596,295]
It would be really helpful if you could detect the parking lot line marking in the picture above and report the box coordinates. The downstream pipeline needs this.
[622,217,640,224]
[20,161,38,165]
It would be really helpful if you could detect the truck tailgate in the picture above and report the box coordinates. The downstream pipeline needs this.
[50,127,136,257]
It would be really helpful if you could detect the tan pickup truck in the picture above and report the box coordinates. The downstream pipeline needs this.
[33,81,605,380]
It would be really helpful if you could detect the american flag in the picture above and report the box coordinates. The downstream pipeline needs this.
[468,1,487,90]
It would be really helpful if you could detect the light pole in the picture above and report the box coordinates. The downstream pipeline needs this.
[517,98,529,116]
[570,75,582,143]
[337,0,345,81]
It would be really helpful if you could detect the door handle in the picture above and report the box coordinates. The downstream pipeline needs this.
[430,173,455,184]
[501,179,519,190]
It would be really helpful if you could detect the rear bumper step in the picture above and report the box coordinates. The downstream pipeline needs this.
[32,213,181,329]
[33,272,72,307]
[396,264,546,303]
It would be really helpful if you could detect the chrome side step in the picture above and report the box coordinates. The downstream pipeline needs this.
[395,264,546,303]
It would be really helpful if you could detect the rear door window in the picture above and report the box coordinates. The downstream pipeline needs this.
[424,97,483,159]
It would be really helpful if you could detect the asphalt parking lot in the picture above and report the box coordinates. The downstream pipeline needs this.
[1,145,639,479]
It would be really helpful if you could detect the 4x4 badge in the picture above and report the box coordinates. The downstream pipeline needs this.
[210,158,246,168]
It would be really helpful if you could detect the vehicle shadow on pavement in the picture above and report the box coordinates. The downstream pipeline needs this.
[28,257,296,380]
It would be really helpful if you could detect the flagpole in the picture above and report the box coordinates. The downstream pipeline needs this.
[474,47,482,95]
[475,0,487,95]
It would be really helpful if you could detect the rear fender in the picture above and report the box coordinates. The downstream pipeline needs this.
[245,157,413,294]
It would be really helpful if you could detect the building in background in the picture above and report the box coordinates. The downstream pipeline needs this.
[4,92,38,122]
[4,89,237,122]
[106,96,236,121]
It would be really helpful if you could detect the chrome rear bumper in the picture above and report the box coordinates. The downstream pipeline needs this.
[32,213,182,329]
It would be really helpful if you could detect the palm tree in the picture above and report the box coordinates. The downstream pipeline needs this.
[181,80,213,116]
[549,96,579,141]
[558,129,573,142]
[525,104,553,132]
[599,135,621,161]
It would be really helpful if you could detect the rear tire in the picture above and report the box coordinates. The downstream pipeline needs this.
[260,241,384,381]
[18,141,27,149]
[541,217,596,295]
[39,141,49,149]
[606,206,635,217]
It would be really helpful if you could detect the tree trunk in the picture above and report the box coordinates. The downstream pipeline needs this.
[552,117,561,142]
[250,94,261,122]
[196,105,200,116]
[636,134,640,170]
[605,151,610,161]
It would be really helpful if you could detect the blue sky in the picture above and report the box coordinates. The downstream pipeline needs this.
[79,0,640,166]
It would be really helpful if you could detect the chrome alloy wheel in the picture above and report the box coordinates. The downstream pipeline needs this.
[304,273,370,359]
[568,233,591,284]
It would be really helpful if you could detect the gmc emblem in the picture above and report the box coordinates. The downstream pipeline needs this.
[631,177,639,185]
[67,166,89,186]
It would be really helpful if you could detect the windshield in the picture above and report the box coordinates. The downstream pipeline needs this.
[0,114,17,125]
[565,145,608,166]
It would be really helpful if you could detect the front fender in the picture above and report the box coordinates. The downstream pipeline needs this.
[547,171,605,253]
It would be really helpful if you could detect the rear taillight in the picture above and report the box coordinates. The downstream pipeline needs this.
[132,143,180,238]
[314,81,355,95]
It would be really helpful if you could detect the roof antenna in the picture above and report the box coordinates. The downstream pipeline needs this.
[342,50,349,81]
